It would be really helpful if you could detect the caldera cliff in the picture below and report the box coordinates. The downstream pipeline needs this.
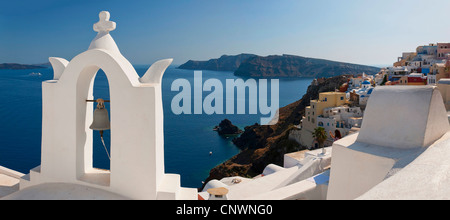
[202,75,350,188]
[178,53,380,78]
[234,54,380,78]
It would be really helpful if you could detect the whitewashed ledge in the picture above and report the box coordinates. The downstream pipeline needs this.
[0,166,24,198]
[358,131,450,200]
[327,85,450,200]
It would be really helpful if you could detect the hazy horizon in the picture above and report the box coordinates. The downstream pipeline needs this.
[7,53,392,68]
[2,0,450,67]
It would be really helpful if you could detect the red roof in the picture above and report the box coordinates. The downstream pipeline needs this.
[408,76,426,83]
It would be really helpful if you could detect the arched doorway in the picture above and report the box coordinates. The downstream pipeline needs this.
[312,140,319,149]
[335,130,342,139]
[91,69,111,170]
[67,49,141,187]
[75,64,113,187]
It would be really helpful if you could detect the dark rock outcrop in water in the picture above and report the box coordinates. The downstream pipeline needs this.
[202,75,351,189]
[0,63,46,70]
[214,119,243,135]
[178,53,257,71]
[234,54,380,78]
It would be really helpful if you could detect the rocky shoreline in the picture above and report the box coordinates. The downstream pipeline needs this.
[202,75,350,189]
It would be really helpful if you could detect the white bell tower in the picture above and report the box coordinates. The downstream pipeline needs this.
[19,11,197,200]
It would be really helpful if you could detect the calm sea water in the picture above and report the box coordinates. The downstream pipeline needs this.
[0,66,312,188]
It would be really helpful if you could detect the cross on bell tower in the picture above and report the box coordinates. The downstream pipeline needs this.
[88,11,120,53]
[93,11,116,34]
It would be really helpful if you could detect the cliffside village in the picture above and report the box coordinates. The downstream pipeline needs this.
[290,42,450,149]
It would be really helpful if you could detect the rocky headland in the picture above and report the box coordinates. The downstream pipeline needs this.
[178,53,256,71]
[234,54,380,78]
[0,63,46,70]
[178,53,380,78]
[202,75,350,188]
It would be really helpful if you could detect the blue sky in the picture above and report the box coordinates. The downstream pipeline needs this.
[1,0,450,66]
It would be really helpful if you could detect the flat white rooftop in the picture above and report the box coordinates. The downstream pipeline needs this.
[2,182,129,200]
[358,131,450,199]
[0,166,23,198]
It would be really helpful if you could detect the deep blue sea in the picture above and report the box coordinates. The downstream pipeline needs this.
[0,66,312,188]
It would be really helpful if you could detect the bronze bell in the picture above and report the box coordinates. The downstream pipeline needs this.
[89,98,110,131]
